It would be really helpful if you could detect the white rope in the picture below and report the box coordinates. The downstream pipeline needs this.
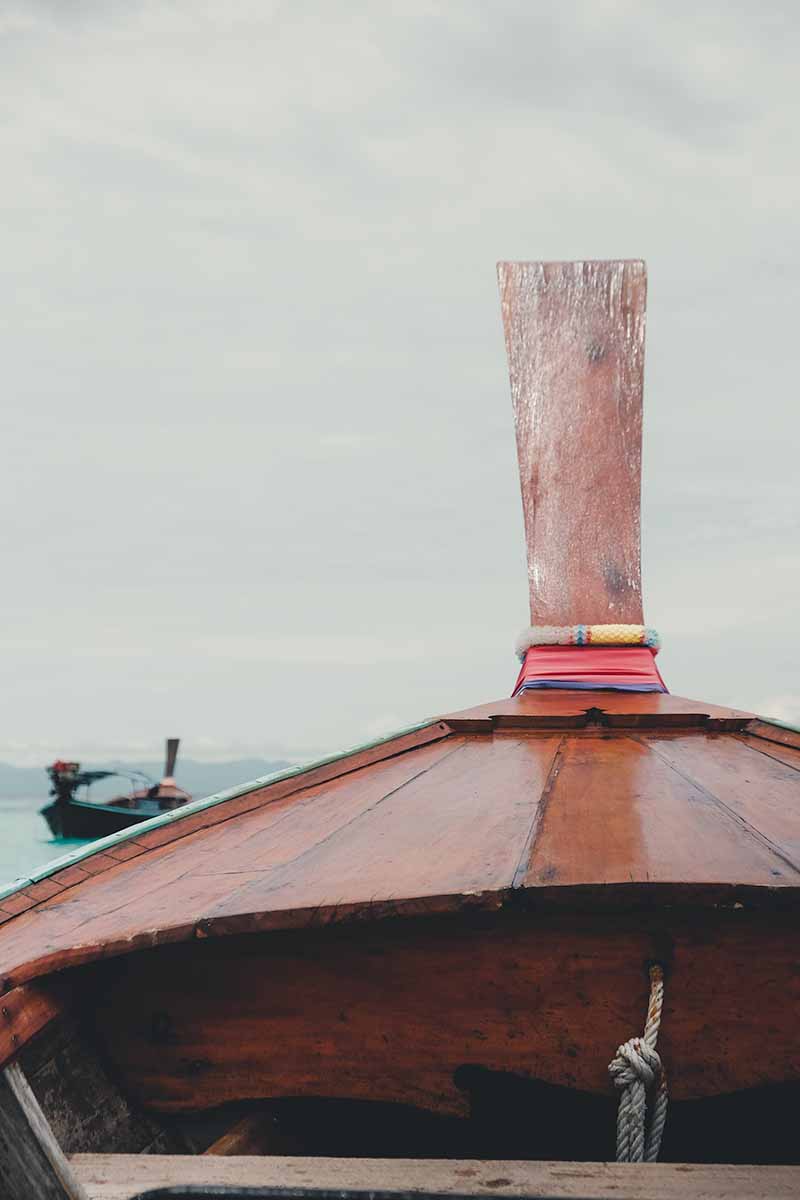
[608,964,668,1163]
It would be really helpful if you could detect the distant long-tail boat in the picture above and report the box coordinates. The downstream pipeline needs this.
[40,739,191,840]
[0,261,798,1199]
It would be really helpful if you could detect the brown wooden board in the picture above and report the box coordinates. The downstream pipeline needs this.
[0,982,64,1069]
[443,692,753,732]
[736,731,800,772]
[200,735,561,929]
[498,261,646,626]
[88,911,800,1111]
[0,1062,88,1200]
[641,734,800,873]
[69,1154,800,1200]
[522,735,800,889]
[745,718,800,751]
[0,737,461,988]
[0,727,799,993]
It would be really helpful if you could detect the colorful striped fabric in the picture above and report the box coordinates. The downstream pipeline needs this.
[513,645,668,695]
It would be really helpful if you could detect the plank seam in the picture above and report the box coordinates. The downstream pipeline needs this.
[634,736,800,878]
[197,739,469,924]
[0,721,452,905]
[732,734,800,774]
[511,736,567,889]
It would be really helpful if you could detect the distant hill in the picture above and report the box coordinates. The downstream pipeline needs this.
[0,758,292,801]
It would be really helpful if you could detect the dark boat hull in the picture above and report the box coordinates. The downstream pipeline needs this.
[40,797,164,840]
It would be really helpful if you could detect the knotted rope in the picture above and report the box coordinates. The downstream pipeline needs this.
[608,964,668,1163]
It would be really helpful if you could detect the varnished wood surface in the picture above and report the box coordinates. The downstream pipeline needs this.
[443,691,754,732]
[737,730,800,772]
[90,912,800,1110]
[499,261,646,626]
[70,1154,800,1200]
[745,718,800,751]
[0,982,63,1069]
[0,723,798,992]
[524,735,800,889]
[641,734,800,872]
[201,735,560,930]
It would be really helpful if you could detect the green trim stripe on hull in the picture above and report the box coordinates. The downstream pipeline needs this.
[0,719,442,903]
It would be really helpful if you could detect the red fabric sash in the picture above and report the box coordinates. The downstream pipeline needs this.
[513,645,667,695]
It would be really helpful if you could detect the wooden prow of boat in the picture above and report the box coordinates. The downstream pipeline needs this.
[1,262,798,1199]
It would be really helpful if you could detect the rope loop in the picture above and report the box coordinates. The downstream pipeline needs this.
[608,964,669,1163]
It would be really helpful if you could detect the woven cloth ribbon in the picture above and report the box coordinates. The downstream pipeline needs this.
[516,624,660,662]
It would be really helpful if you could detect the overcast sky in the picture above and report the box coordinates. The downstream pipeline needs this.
[1,1,798,766]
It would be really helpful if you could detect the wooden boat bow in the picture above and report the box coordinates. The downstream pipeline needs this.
[0,261,798,1195]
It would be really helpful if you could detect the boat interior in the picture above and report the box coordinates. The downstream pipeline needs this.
[1,692,800,1199]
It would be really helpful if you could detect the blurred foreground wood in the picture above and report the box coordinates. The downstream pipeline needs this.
[70,1153,800,1200]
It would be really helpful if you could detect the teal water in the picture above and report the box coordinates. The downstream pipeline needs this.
[0,797,89,887]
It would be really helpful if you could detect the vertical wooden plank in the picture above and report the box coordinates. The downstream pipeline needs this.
[498,260,646,625]
[0,1062,88,1200]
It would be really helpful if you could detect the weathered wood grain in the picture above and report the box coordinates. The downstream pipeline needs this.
[499,260,646,626]
[745,718,800,751]
[0,982,63,1069]
[643,734,800,872]
[443,692,753,733]
[736,731,800,772]
[2,722,800,995]
[0,1062,89,1200]
[133,721,453,851]
[0,738,461,989]
[201,735,560,928]
[18,1012,177,1156]
[523,735,800,888]
[70,1153,800,1200]
[89,911,800,1111]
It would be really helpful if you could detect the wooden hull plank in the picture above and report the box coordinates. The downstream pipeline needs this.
[745,719,800,752]
[1,730,800,992]
[89,912,800,1110]
[443,692,754,732]
[202,736,561,926]
[735,732,800,772]
[522,735,800,889]
[0,739,461,987]
[642,734,800,869]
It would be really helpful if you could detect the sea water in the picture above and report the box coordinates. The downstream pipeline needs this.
[0,797,88,887]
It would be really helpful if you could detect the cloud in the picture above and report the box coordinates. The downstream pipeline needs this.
[756,695,800,727]
[0,1,796,763]
[194,633,431,666]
